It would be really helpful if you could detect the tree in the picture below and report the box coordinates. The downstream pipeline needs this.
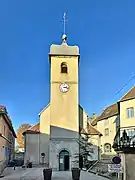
[17,124,32,148]
[79,132,94,169]
[72,130,94,170]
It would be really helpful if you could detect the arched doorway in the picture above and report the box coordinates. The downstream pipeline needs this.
[104,143,112,153]
[59,150,69,171]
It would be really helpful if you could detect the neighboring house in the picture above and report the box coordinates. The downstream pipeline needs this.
[91,86,135,155]
[91,103,119,155]
[113,86,135,151]
[87,125,102,161]
[0,106,16,171]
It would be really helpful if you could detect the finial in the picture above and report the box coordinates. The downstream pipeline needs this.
[62,34,67,43]
[61,12,68,43]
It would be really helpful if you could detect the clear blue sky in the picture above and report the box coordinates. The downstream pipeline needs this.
[0,0,135,131]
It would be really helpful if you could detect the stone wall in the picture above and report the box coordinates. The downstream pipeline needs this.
[125,153,135,180]
[49,139,79,171]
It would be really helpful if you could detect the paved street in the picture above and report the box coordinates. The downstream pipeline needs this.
[1,167,109,180]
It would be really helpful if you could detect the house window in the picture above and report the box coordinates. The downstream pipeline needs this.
[104,143,111,153]
[105,128,109,136]
[61,62,68,73]
[2,146,5,159]
[127,107,134,118]
[5,147,8,157]
[127,128,135,138]
[4,125,6,136]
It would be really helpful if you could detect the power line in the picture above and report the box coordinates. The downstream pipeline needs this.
[115,73,135,97]
[99,72,135,113]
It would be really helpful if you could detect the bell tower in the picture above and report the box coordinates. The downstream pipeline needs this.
[49,35,80,133]
[49,33,80,171]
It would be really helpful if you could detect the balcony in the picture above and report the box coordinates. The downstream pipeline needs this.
[113,126,135,152]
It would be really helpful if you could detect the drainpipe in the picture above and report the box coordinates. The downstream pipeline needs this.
[39,133,40,165]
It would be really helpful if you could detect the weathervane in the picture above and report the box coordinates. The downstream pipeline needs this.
[61,12,68,43]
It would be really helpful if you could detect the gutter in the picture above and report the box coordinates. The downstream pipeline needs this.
[0,133,12,144]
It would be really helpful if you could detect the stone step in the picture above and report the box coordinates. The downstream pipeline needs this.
[89,158,112,174]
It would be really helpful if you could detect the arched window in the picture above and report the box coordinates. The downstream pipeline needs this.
[104,143,112,153]
[61,62,68,73]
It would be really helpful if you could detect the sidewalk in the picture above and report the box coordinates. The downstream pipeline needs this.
[1,167,109,180]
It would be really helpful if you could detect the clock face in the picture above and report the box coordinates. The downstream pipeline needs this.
[60,83,69,93]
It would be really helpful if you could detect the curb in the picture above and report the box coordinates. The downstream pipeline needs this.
[0,175,4,178]
[89,171,110,179]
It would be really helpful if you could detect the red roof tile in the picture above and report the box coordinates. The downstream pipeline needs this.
[23,123,40,135]
[27,123,40,132]
[87,125,102,136]
[91,103,119,125]
[98,103,118,121]
[80,128,87,134]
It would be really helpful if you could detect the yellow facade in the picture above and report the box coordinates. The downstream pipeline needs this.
[40,104,50,135]
[93,86,135,156]
[97,116,117,155]
[120,99,135,128]
[50,56,79,132]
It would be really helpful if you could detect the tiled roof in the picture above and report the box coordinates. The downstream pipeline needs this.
[120,86,135,102]
[87,125,102,136]
[0,105,16,138]
[91,86,135,125]
[27,123,40,132]
[92,103,119,124]
[80,128,87,134]
[0,106,7,113]
[23,123,40,135]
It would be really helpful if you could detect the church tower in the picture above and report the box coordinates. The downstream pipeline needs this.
[49,34,80,171]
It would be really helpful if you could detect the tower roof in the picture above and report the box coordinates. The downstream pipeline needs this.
[49,35,80,56]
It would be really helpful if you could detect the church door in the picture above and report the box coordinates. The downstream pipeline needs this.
[59,150,69,171]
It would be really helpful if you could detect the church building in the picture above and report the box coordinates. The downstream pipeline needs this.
[23,34,100,171]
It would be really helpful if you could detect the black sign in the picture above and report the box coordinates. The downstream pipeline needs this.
[112,156,121,164]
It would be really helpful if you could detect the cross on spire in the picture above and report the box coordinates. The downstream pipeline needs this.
[62,12,68,35]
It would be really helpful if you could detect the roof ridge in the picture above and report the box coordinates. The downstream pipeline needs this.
[120,85,135,101]
[87,124,102,136]
[28,122,39,130]
[90,125,102,134]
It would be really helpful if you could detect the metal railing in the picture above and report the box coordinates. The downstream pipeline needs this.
[113,126,135,151]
